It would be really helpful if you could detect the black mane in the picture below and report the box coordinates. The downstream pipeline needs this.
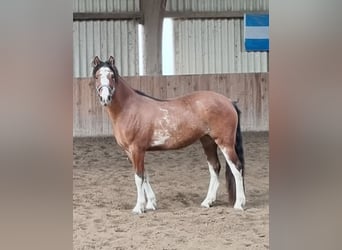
[93,60,165,102]
[134,89,167,102]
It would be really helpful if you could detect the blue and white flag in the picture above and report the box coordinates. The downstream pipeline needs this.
[244,14,269,51]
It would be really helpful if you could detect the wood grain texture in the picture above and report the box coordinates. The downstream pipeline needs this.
[73,73,269,136]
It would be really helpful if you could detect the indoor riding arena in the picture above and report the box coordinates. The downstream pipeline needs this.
[73,0,269,249]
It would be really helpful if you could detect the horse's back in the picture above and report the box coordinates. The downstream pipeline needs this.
[161,90,237,138]
[183,91,238,141]
[181,91,236,118]
[174,90,231,102]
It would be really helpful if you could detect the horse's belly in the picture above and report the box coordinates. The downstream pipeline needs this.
[148,126,205,150]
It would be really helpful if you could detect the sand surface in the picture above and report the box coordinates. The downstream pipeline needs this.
[73,132,269,249]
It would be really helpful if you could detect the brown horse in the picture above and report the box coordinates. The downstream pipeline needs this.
[92,56,246,214]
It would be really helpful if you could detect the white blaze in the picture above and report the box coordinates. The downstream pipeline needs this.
[98,67,113,105]
[99,67,111,85]
[100,85,110,99]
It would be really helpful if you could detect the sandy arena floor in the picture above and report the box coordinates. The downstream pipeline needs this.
[73,132,269,249]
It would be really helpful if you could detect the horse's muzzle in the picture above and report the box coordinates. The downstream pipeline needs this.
[99,95,112,106]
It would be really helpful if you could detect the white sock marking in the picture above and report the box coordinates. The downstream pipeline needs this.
[143,176,157,210]
[201,162,219,208]
[220,148,246,210]
[132,174,146,214]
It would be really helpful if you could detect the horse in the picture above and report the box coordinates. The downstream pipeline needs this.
[91,56,246,214]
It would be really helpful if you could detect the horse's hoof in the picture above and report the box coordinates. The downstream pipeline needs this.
[241,198,246,207]
[233,204,245,211]
[146,201,157,210]
[201,200,212,208]
[234,196,246,210]
[132,206,145,214]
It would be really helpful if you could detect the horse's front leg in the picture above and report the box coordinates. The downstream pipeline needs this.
[128,148,146,214]
[128,147,157,214]
[143,173,157,210]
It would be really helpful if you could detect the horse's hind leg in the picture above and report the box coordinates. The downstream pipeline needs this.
[218,143,246,210]
[200,136,221,208]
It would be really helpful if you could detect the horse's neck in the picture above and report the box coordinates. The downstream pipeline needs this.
[107,78,137,120]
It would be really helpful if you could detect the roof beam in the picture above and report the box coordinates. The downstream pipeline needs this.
[73,10,269,22]
[164,11,268,19]
[73,12,142,21]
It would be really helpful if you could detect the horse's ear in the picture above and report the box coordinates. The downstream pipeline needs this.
[92,56,101,67]
[108,56,115,68]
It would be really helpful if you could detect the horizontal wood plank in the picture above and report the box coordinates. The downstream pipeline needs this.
[73,73,269,136]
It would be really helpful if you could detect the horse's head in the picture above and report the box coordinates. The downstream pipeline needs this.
[92,56,118,106]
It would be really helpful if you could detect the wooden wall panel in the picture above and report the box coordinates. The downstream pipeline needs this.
[73,73,269,136]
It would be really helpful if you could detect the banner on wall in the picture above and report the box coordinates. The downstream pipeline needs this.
[244,14,269,51]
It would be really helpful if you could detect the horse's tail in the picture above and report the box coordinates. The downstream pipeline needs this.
[226,102,245,204]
